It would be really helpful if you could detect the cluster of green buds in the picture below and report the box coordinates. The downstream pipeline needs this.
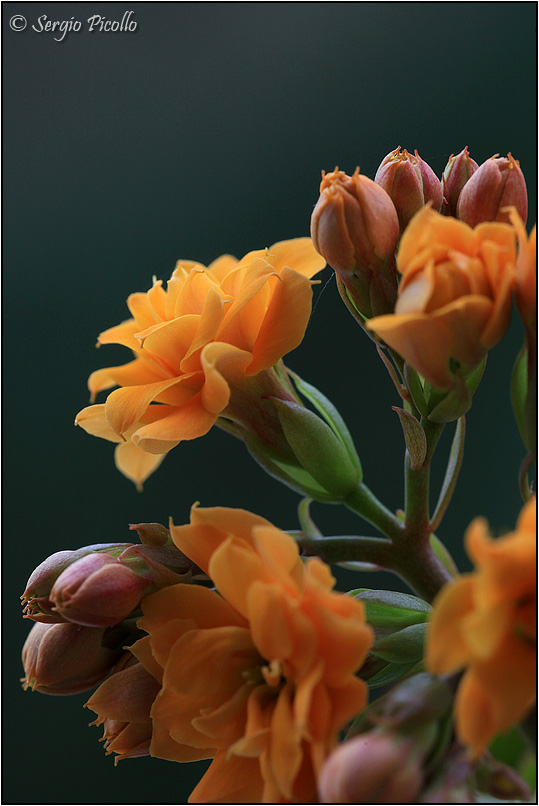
[20,522,205,695]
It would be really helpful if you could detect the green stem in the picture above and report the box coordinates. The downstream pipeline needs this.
[389,537,453,603]
[404,418,444,535]
[344,483,404,541]
[296,535,392,567]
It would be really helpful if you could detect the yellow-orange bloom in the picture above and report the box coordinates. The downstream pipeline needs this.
[367,207,517,389]
[75,239,325,488]
[426,498,536,757]
[135,506,373,803]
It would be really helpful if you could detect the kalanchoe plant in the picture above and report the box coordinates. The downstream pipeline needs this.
[20,145,537,804]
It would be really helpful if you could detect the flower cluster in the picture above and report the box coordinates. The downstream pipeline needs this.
[75,239,325,488]
[20,143,536,804]
[89,507,373,802]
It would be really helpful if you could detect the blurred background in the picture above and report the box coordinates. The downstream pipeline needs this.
[3,3,536,803]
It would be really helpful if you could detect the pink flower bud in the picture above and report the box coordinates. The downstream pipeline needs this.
[457,153,528,226]
[319,733,424,803]
[441,147,479,217]
[50,553,150,627]
[375,148,443,230]
[311,167,399,318]
[21,622,122,695]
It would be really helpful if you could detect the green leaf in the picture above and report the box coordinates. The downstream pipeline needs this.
[351,588,431,627]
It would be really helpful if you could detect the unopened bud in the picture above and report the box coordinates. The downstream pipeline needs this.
[441,147,479,217]
[457,153,528,226]
[311,167,399,318]
[375,148,443,230]
[86,651,160,763]
[21,622,122,695]
[50,553,150,627]
[319,732,424,803]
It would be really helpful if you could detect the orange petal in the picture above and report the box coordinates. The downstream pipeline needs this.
[206,254,239,282]
[140,585,246,652]
[88,358,168,401]
[163,626,256,699]
[268,685,303,799]
[454,670,497,758]
[98,318,140,350]
[170,507,272,575]
[200,342,252,413]
[188,750,264,804]
[132,393,217,452]
[104,377,187,436]
[75,404,124,443]
[426,576,476,674]
[135,316,200,374]
[246,581,295,662]
[263,237,326,279]
[113,440,166,490]
[209,538,267,619]
[150,716,214,763]
[367,312,454,389]
[247,266,314,375]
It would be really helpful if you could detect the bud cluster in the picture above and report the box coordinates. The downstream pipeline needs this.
[20,524,206,696]
[310,146,528,326]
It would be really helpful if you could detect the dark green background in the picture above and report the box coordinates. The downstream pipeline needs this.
[3,3,536,803]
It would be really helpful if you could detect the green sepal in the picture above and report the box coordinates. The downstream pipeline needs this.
[351,588,431,627]
[370,623,427,663]
[511,343,530,450]
[426,356,487,423]
[288,371,362,478]
[272,398,360,499]
[404,363,429,416]
[242,431,337,502]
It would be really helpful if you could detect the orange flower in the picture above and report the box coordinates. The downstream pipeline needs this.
[367,207,517,389]
[135,506,373,803]
[75,239,325,488]
[426,498,536,757]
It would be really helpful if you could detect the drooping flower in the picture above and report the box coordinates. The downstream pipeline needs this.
[426,498,537,757]
[367,206,517,390]
[135,506,373,803]
[75,239,325,488]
